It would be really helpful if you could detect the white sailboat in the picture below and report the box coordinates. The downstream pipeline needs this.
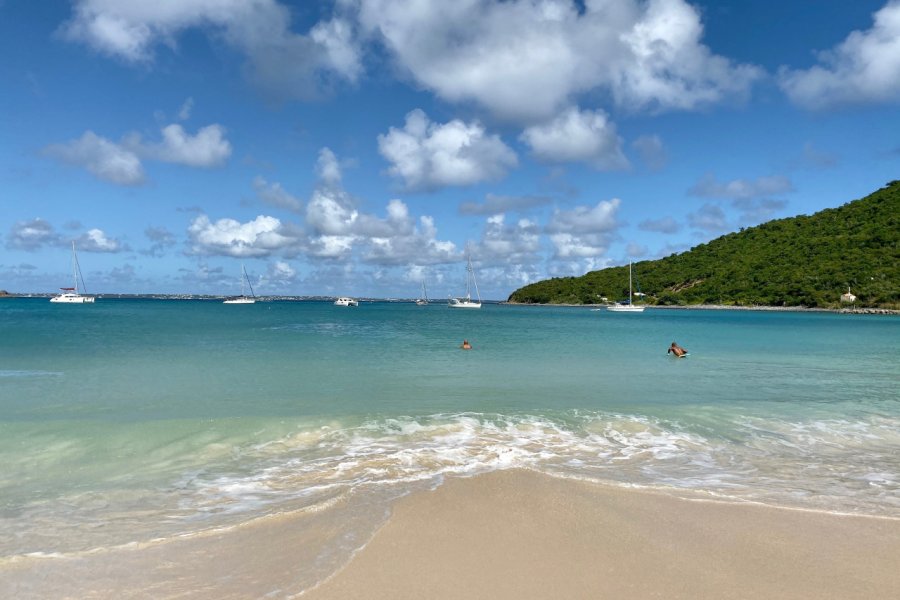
[606,261,645,313]
[223,264,256,304]
[449,256,481,309]
[415,281,429,305]
[50,242,95,303]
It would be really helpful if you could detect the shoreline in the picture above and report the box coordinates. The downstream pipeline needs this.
[504,301,900,314]
[304,469,900,599]
[3,470,898,598]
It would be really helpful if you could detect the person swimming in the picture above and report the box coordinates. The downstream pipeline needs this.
[667,341,687,357]
[461,339,472,350]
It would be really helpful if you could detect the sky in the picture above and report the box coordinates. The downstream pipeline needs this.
[1,0,899,299]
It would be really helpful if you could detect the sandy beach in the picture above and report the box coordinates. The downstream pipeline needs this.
[3,469,899,599]
[304,470,900,600]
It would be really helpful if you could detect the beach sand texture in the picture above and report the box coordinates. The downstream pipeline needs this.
[4,470,899,599]
[305,470,899,600]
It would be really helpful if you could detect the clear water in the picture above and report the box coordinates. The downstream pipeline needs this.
[1,298,898,564]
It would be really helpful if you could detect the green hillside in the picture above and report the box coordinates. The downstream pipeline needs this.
[508,180,900,308]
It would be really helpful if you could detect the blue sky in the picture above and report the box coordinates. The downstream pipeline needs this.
[2,0,898,299]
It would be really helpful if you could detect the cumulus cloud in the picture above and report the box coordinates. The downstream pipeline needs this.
[61,0,362,101]
[254,176,303,213]
[44,131,145,185]
[187,214,303,258]
[141,124,231,167]
[459,193,552,216]
[779,1,900,109]
[6,218,62,251]
[639,216,682,234]
[45,123,231,185]
[77,228,129,252]
[472,214,541,265]
[546,198,621,259]
[378,109,517,191]
[358,0,762,121]
[520,107,628,170]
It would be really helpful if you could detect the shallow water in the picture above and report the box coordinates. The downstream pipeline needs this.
[1,298,898,594]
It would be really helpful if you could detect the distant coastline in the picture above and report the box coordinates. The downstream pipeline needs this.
[503,301,899,315]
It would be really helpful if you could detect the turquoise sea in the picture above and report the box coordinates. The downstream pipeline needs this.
[1,298,898,591]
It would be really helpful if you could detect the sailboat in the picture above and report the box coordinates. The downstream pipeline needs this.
[50,242,95,303]
[223,264,256,304]
[449,256,481,309]
[606,261,645,313]
[415,281,429,305]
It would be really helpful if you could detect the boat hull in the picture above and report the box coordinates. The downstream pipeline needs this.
[223,297,256,304]
[50,294,95,304]
[606,305,644,312]
[449,298,481,308]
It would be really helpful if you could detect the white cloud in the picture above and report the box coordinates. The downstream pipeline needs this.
[61,0,362,100]
[546,198,621,259]
[187,214,303,257]
[77,228,128,253]
[44,131,144,185]
[254,176,303,213]
[520,107,628,170]
[779,1,900,109]
[472,214,541,265]
[378,109,517,191]
[358,0,762,121]
[141,124,231,167]
[45,123,231,185]
[689,174,794,200]
[6,218,62,251]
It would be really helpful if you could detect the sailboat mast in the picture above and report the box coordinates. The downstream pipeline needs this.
[71,241,78,293]
[628,261,633,305]
[470,257,481,303]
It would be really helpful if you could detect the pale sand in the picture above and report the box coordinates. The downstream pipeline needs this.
[303,469,900,600]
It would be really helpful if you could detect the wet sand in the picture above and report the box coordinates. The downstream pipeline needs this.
[3,469,898,599]
[303,470,900,600]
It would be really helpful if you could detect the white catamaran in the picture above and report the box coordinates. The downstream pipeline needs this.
[606,261,645,312]
[50,242,94,304]
[449,256,481,309]
[223,264,256,304]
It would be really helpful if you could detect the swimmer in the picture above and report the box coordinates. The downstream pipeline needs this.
[667,341,687,357]
[461,339,472,350]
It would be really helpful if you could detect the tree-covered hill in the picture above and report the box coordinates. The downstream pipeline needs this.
[508,180,899,308]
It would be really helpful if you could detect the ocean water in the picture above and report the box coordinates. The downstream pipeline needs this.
[1,298,898,592]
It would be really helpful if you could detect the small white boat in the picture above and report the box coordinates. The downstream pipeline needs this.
[449,255,481,309]
[606,261,645,313]
[50,242,95,304]
[334,297,359,307]
[224,264,256,304]
[416,281,429,305]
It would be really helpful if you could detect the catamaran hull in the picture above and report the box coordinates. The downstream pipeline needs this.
[50,294,94,303]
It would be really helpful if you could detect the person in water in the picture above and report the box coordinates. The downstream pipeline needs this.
[667,341,687,357]
[461,339,472,350]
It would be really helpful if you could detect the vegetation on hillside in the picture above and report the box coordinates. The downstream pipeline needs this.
[508,180,899,308]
